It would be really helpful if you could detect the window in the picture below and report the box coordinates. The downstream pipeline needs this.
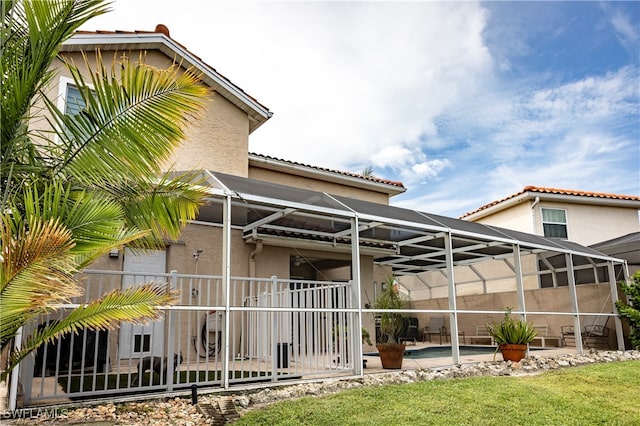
[64,83,85,116]
[541,208,568,239]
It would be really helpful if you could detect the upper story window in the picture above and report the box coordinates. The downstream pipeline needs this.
[64,83,85,116]
[541,208,568,239]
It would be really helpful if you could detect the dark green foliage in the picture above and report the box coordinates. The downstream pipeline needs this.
[373,277,404,344]
[616,271,640,349]
[486,308,538,345]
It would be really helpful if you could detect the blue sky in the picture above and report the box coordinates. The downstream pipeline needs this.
[81,1,639,217]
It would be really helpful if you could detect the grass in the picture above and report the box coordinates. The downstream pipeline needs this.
[235,360,640,425]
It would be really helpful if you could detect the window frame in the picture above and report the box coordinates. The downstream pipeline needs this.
[540,207,569,239]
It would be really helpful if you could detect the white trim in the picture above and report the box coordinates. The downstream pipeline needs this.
[541,207,569,239]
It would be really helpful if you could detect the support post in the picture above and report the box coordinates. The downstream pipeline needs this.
[608,261,625,350]
[566,253,584,353]
[513,245,527,320]
[222,195,232,389]
[166,270,178,392]
[350,216,363,376]
[271,275,278,382]
[444,232,460,364]
[8,327,23,410]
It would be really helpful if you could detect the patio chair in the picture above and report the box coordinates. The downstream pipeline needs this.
[422,316,446,344]
[561,315,610,349]
[399,317,419,345]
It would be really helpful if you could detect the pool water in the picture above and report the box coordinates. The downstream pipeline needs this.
[366,345,546,359]
[404,345,495,359]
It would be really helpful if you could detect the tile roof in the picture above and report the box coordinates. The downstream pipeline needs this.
[249,153,406,189]
[71,26,270,113]
[460,186,640,219]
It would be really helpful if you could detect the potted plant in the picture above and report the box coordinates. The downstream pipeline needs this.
[374,277,406,369]
[486,308,537,362]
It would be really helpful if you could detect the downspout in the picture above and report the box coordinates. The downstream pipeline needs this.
[249,241,263,278]
[531,196,540,235]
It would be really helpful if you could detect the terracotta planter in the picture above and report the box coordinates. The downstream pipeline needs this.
[499,344,528,362]
[377,343,406,369]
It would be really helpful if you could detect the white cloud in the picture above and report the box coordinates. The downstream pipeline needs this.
[402,159,452,184]
[610,9,639,50]
[80,1,639,218]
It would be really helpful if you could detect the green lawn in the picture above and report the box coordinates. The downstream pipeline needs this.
[235,360,640,425]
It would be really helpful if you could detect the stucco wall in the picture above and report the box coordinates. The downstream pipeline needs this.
[470,198,639,246]
[50,49,250,177]
[468,201,534,233]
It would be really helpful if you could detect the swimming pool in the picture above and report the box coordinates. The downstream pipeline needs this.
[366,345,546,359]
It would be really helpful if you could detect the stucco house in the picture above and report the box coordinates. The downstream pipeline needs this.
[460,186,640,274]
[12,25,632,408]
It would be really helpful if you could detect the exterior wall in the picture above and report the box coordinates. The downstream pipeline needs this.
[50,49,251,177]
[469,197,639,246]
[249,167,391,204]
[533,201,640,246]
[468,200,534,233]
[171,94,249,176]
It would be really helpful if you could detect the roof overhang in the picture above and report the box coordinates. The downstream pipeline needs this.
[62,33,273,133]
[463,190,640,222]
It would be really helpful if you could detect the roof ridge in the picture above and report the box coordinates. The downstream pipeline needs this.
[249,152,405,189]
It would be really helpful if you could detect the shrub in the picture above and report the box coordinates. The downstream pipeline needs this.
[616,271,640,349]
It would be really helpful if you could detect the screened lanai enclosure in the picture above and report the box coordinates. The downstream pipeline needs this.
[10,172,629,408]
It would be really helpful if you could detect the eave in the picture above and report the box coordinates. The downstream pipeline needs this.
[62,32,272,133]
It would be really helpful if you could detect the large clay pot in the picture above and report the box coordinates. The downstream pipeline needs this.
[499,344,528,362]
[377,343,406,369]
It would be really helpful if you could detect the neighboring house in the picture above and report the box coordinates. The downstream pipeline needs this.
[459,186,640,280]
[15,25,630,407]
[591,232,640,276]
[460,186,640,247]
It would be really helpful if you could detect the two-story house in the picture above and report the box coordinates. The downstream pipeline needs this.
[460,186,640,274]
[15,24,630,407]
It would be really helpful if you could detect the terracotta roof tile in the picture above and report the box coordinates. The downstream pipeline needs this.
[249,153,405,189]
[460,186,640,219]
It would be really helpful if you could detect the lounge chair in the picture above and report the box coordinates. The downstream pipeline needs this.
[422,316,446,344]
[561,315,610,349]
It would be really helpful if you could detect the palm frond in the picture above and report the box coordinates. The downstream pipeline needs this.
[1,0,109,198]
[1,282,176,381]
[50,51,210,182]
[0,212,79,348]
[99,171,209,246]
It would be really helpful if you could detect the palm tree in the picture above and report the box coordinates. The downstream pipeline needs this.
[1,0,210,380]
[361,166,375,177]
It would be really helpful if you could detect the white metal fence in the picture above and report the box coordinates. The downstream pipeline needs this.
[19,271,357,406]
